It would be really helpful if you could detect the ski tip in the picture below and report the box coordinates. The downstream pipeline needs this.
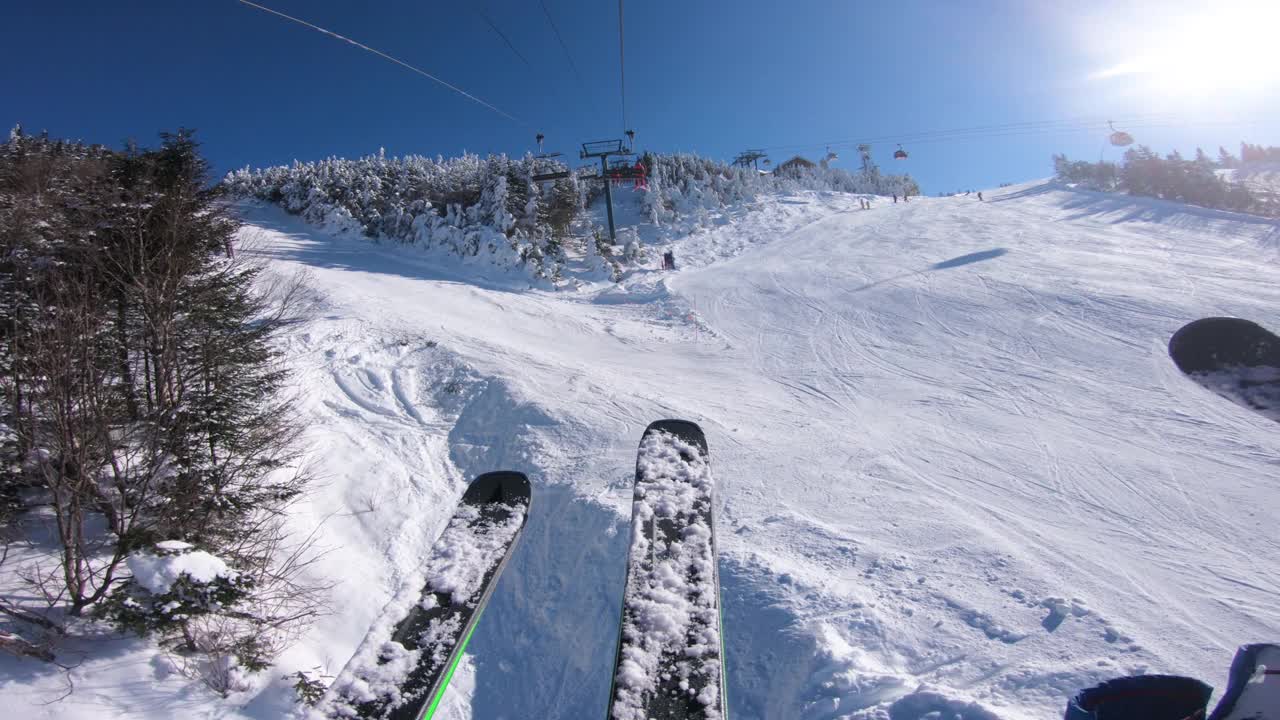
[642,419,708,452]
[1169,317,1280,374]
[464,471,531,507]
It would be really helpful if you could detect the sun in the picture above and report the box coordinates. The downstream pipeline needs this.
[1091,0,1280,99]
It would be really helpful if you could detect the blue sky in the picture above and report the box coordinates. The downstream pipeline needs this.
[4,0,1277,193]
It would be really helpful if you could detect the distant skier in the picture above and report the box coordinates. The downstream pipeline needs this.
[893,194,898,204]
[662,250,675,271]
[977,191,984,201]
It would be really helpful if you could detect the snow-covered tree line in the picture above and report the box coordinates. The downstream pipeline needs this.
[223,150,921,280]
[1,127,322,692]
[1052,143,1279,217]
[223,152,585,280]
[638,152,920,227]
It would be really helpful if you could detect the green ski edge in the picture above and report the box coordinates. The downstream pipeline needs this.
[418,606,485,720]
[411,470,530,720]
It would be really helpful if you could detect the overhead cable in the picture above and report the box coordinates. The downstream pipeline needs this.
[238,0,527,126]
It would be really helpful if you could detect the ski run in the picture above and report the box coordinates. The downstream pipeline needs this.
[4,180,1280,719]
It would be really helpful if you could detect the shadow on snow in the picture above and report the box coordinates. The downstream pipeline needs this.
[851,248,1010,293]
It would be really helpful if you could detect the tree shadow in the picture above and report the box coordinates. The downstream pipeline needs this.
[234,203,536,295]
[990,182,1280,248]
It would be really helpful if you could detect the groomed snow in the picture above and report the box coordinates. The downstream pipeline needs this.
[4,180,1279,720]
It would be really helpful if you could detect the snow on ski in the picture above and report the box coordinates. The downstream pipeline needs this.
[607,420,727,720]
[334,471,531,720]
[1169,317,1280,422]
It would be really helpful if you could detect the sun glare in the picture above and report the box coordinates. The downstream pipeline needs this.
[1091,1,1280,99]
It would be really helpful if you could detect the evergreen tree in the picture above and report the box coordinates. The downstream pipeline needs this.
[0,129,320,677]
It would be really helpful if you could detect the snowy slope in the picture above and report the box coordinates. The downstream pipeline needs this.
[5,182,1279,720]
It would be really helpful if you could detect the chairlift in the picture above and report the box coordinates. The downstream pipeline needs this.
[530,132,569,182]
[1108,121,1134,147]
[893,143,908,160]
[605,156,646,187]
[823,146,839,165]
[625,129,636,150]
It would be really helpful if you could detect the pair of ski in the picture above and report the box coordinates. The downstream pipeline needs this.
[337,420,726,720]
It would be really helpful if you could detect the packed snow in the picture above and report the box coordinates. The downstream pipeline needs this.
[421,502,527,607]
[4,179,1279,719]
[611,427,723,720]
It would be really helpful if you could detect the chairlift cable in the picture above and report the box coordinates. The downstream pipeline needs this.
[478,8,532,68]
[755,115,1247,158]
[758,114,1183,154]
[237,0,529,126]
[618,0,628,134]
[539,0,610,129]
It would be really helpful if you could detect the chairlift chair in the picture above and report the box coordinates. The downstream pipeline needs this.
[1108,121,1134,147]
[893,144,908,160]
[530,133,570,182]
[603,157,646,188]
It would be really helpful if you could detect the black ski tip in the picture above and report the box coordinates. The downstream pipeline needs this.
[1169,317,1280,374]
[463,471,531,508]
[642,419,708,452]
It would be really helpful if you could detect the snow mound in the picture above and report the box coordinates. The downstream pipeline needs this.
[126,544,234,595]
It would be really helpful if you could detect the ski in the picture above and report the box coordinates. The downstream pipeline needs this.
[1169,317,1280,423]
[1208,643,1280,720]
[606,420,728,720]
[341,471,531,720]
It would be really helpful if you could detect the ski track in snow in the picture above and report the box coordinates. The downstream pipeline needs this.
[4,183,1279,720]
